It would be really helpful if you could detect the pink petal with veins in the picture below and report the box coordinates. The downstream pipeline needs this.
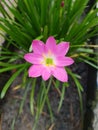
[42,68,51,80]
[32,40,45,54]
[46,36,57,53]
[56,56,74,67]
[28,65,43,78]
[56,42,69,55]
[24,53,42,64]
[52,67,68,82]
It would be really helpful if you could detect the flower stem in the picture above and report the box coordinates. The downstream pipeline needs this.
[33,77,53,130]
[41,77,52,110]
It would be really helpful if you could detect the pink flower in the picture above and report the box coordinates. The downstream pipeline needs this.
[24,36,74,82]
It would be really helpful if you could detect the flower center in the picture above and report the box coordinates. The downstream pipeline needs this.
[46,58,53,65]
[41,51,56,67]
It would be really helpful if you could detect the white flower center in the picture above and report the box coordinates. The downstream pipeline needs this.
[41,51,56,67]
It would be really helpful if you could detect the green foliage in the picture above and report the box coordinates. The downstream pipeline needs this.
[0,0,98,49]
[0,0,98,129]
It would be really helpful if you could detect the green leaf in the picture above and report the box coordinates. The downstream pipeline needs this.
[30,78,36,115]
[0,66,25,99]
[79,57,98,69]
[0,63,25,73]
[76,48,94,53]
[66,68,84,121]
[19,79,32,114]
[58,82,68,112]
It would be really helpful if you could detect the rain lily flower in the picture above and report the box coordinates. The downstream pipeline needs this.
[24,36,74,82]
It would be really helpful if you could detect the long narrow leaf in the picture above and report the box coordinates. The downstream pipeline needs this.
[0,66,25,99]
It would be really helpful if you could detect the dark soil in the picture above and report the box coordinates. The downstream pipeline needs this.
[0,63,88,130]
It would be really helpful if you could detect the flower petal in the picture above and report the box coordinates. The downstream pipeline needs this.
[24,53,42,64]
[42,68,51,81]
[52,67,68,82]
[56,42,69,56]
[46,36,57,53]
[28,65,43,78]
[56,56,74,67]
[32,40,45,54]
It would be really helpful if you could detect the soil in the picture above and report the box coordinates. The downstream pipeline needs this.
[0,63,88,130]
